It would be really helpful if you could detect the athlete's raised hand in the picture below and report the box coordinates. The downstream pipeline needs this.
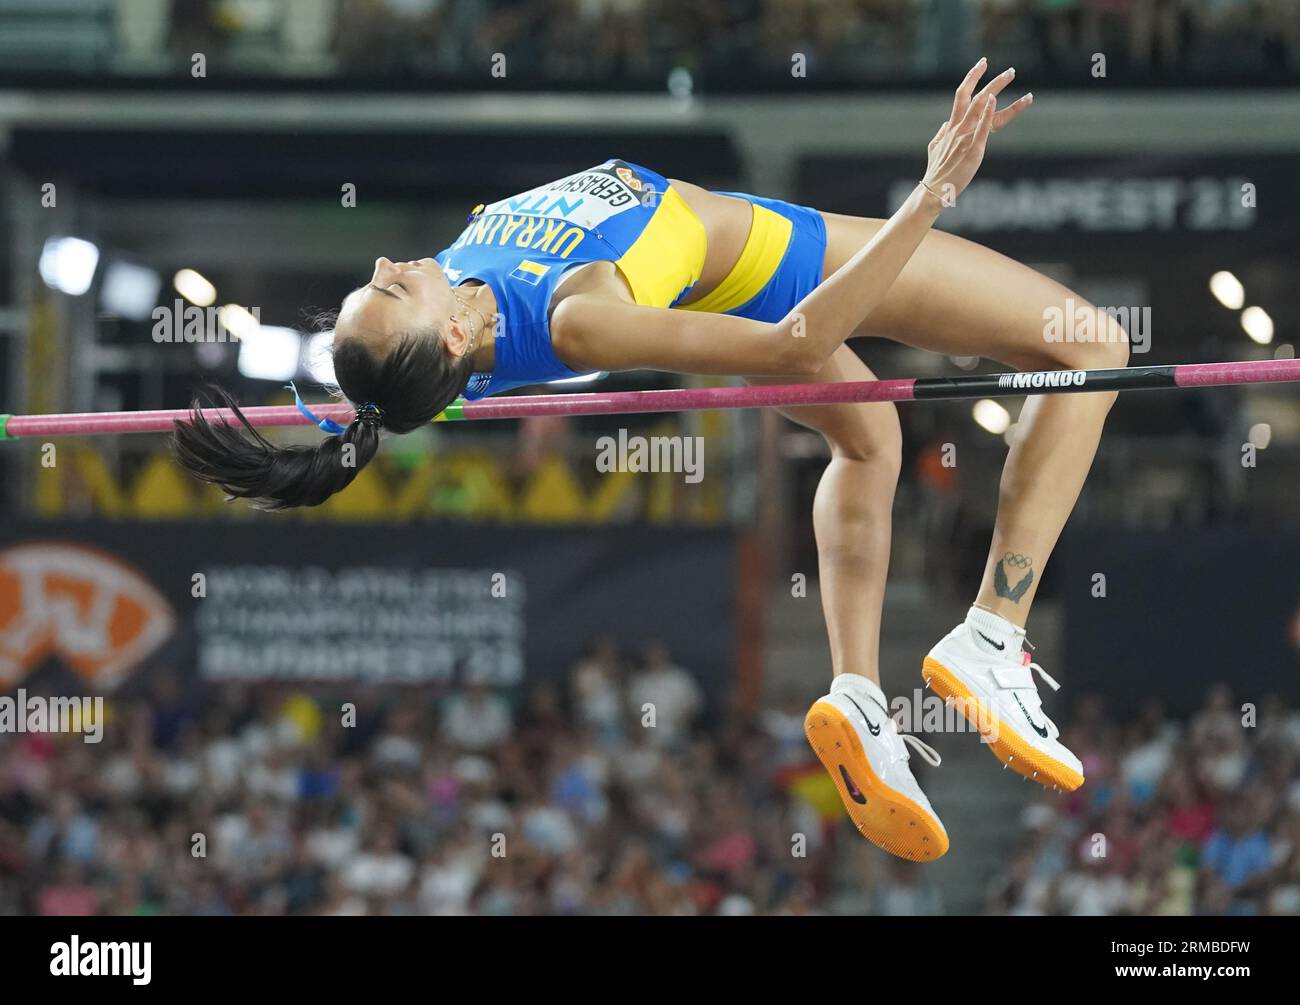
[920,59,1032,208]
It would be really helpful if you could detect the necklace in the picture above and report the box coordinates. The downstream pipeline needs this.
[452,288,491,357]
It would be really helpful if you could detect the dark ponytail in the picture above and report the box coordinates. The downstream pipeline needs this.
[173,327,472,510]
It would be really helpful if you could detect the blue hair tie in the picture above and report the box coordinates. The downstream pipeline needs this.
[287,381,348,436]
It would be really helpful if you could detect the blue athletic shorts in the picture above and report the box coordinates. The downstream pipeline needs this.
[705,191,827,323]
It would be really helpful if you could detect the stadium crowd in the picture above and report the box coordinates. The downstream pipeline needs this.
[987,684,1300,915]
[1,640,849,916]
[143,0,1300,82]
[2,640,1297,916]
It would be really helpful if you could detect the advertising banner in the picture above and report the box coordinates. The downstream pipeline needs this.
[0,522,737,693]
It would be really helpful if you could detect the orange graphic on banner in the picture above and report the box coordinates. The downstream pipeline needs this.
[0,543,175,689]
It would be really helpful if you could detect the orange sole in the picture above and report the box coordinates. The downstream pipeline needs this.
[922,656,1085,792]
[804,700,949,862]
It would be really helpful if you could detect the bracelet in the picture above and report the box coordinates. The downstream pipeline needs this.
[918,179,948,207]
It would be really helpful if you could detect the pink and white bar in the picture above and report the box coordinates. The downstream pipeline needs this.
[2,358,1298,440]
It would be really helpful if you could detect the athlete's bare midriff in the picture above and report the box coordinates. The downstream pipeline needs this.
[668,179,755,304]
[548,178,759,317]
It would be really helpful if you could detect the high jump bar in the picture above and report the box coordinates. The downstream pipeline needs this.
[2,358,1298,440]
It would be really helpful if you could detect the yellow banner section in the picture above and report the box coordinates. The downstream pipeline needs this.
[31,423,730,525]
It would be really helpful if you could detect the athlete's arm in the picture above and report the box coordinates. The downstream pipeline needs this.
[551,294,811,377]
[553,61,1027,378]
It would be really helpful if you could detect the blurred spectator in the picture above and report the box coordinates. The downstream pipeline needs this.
[570,635,626,743]
[440,679,514,751]
[1201,796,1273,907]
[35,860,98,917]
[626,639,704,747]
[876,859,944,915]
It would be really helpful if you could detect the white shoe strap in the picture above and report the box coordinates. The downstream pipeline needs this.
[992,666,1035,690]
[893,724,942,767]
[991,660,1062,695]
[1028,661,1061,691]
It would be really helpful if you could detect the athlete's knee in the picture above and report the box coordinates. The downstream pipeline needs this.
[1037,305,1131,372]
[826,404,903,472]
[1089,311,1131,370]
[1103,321,1131,369]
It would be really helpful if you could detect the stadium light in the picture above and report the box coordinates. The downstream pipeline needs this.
[1209,271,1245,311]
[174,268,217,307]
[218,304,262,342]
[303,332,336,385]
[238,325,304,382]
[100,261,163,321]
[973,399,1011,434]
[39,237,100,296]
[1241,306,1274,345]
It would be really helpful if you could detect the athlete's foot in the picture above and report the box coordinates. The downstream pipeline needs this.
[922,607,1084,791]
[804,673,949,862]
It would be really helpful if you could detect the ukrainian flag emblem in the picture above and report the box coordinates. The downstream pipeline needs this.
[509,259,551,286]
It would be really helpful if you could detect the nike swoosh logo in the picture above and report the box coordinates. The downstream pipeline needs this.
[1013,693,1050,738]
[838,764,867,804]
[976,630,1006,651]
[845,695,881,736]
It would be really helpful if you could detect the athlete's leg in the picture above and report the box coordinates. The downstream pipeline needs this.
[748,345,902,685]
[820,213,1130,627]
[818,213,1126,790]
[760,346,947,859]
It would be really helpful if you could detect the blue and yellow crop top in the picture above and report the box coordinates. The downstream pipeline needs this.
[435,159,707,399]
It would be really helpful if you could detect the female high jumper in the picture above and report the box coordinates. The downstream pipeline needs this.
[176,61,1129,862]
